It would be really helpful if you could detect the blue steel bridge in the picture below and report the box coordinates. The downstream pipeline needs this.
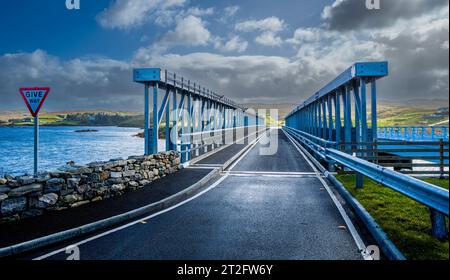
[1,61,448,261]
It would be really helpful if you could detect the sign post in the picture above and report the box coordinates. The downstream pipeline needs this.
[19,87,50,177]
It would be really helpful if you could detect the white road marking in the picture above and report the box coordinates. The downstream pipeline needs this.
[34,129,268,260]
[282,128,373,261]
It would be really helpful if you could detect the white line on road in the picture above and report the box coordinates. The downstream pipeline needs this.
[282,128,373,261]
[34,129,268,260]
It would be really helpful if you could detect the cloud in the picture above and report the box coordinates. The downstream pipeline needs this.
[97,0,186,29]
[322,0,448,31]
[255,32,283,47]
[219,5,240,23]
[161,15,211,47]
[224,6,240,18]
[236,16,286,33]
[214,36,248,53]
[0,50,142,111]
[235,16,286,47]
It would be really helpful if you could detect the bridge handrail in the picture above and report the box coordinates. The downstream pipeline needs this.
[283,127,449,216]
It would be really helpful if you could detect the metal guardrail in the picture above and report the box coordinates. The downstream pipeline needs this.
[378,126,449,142]
[283,126,449,241]
[338,140,449,177]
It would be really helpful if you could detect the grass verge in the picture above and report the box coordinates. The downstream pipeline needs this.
[336,174,449,260]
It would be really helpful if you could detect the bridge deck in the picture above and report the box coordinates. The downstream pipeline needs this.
[30,129,364,260]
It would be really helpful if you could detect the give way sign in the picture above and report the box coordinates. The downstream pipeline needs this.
[19,87,51,117]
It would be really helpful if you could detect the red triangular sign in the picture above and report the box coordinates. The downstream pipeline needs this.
[19,87,50,117]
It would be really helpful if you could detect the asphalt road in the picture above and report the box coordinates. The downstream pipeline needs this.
[32,129,363,260]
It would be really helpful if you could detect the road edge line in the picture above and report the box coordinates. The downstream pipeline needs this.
[282,128,406,260]
[0,168,220,258]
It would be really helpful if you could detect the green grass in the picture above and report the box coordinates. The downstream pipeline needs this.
[336,174,449,260]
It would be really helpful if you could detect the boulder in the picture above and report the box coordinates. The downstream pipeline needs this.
[8,183,43,197]
[46,178,66,186]
[99,171,109,181]
[0,193,8,202]
[17,176,36,185]
[0,185,11,194]
[75,184,91,194]
[122,170,136,177]
[70,201,90,208]
[63,194,83,204]
[44,185,63,193]
[87,173,101,183]
[1,197,27,215]
[7,180,20,188]
[110,172,122,178]
[73,167,93,174]
[67,178,80,189]
[111,184,126,192]
[34,193,59,209]
[128,181,139,188]
[0,178,7,185]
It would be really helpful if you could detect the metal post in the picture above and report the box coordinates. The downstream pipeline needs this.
[171,86,178,152]
[430,210,448,240]
[34,116,39,177]
[344,86,352,153]
[371,79,377,141]
[165,74,170,152]
[152,83,158,154]
[335,90,341,146]
[439,138,444,179]
[144,83,150,155]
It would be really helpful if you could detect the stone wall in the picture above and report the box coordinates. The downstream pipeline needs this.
[0,151,181,224]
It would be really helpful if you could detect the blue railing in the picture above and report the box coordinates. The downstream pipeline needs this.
[378,126,449,141]
[283,126,449,259]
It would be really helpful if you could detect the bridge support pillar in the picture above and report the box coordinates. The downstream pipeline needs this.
[430,210,448,241]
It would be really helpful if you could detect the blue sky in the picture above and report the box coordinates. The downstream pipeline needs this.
[0,0,448,111]
[0,0,328,59]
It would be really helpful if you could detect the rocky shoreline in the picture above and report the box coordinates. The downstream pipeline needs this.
[0,151,181,224]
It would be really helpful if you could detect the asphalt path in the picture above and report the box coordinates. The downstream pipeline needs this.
[31,129,364,260]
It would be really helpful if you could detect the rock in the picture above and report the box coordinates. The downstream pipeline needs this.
[46,178,66,186]
[63,194,82,204]
[91,196,102,202]
[76,184,90,194]
[0,193,8,202]
[0,214,20,224]
[60,189,74,196]
[49,171,71,178]
[36,174,51,183]
[44,185,63,193]
[70,201,90,208]
[67,178,80,189]
[0,178,7,185]
[128,181,139,188]
[153,169,159,176]
[111,184,126,192]
[7,180,20,188]
[17,176,36,185]
[21,209,44,219]
[110,172,122,178]
[1,197,27,215]
[99,171,109,181]
[139,180,150,186]
[34,193,59,209]
[73,167,93,174]
[88,173,101,183]
[122,170,136,177]
[8,183,43,197]
[0,185,11,194]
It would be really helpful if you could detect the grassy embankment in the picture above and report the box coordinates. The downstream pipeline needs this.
[337,174,449,260]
